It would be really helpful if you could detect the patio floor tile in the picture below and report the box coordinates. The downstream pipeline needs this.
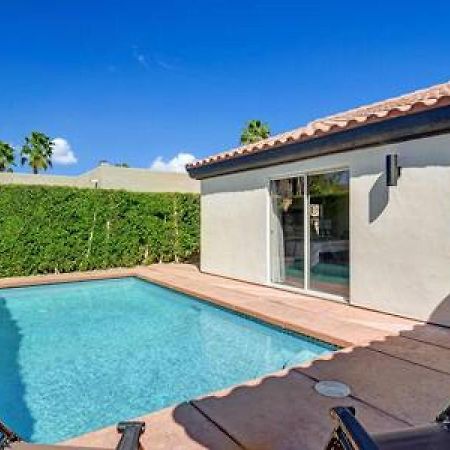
[190,370,407,450]
[369,332,450,375]
[296,346,450,426]
[63,403,240,450]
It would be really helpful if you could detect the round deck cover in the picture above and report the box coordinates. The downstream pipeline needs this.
[314,380,351,398]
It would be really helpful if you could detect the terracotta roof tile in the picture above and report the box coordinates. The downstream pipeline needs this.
[187,80,450,169]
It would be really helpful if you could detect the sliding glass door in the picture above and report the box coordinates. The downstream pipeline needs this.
[270,176,305,288]
[308,171,349,297]
[270,170,350,298]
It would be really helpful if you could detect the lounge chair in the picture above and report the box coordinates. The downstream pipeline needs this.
[0,421,145,450]
[325,405,450,449]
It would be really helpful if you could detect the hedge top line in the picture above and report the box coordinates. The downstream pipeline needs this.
[0,185,200,277]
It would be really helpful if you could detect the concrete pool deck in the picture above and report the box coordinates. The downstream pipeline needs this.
[2,264,450,449]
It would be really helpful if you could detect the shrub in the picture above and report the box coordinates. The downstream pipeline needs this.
[0,185,200,277]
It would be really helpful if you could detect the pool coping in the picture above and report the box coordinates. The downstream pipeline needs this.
[0,265,420,349]
[0,266,354,348]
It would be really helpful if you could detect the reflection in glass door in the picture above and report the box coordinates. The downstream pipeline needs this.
[270,176,305,288]
[308,171,349,297]
[270,170,350,298]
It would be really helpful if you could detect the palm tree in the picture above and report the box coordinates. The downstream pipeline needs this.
[240,120,270,145]
[0,140,15,172]
[21,132,54,174]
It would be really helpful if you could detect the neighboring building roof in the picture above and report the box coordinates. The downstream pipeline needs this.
[187,80,450,178]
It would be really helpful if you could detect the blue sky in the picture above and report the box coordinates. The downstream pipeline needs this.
[1,1,450,175]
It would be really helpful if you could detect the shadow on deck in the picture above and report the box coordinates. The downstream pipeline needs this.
[172,297,450,449]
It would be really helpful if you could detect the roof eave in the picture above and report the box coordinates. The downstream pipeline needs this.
[187,104,450,180]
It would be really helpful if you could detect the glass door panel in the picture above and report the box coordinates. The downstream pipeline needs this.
[308,171,350,297]
[270,177,305,288]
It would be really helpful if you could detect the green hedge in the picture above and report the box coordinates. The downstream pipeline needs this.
[0,185,200,277]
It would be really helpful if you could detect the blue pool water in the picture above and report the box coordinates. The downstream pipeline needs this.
[0,277,335,443]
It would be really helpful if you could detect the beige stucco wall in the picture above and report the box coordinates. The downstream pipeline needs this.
[0,165,199,193]
[200,132,450,325]
[0,172,88,187]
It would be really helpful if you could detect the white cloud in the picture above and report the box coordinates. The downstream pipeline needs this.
[132,46,150,70]
[155,57,175,71]
[136,54,149,69]
[150,152,196,173]
[52,138,78,165]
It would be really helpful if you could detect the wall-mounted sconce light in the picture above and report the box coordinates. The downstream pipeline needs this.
[386,154,401,187]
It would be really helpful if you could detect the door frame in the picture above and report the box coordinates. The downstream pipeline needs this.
[266,167,350,302]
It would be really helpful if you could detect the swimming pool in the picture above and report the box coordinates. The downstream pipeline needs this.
[0,277,336,443]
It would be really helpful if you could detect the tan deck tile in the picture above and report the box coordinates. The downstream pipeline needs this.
[62,403,240,450]
[399,324,450,350]
[190,370,407,450]
[137,270,262,310]
[228,297,390,347]
[295,346,450,425]
[370,334,450,375]
[0,268,135,289]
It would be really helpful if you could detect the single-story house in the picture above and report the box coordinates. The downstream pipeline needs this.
[187,81,450,327]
